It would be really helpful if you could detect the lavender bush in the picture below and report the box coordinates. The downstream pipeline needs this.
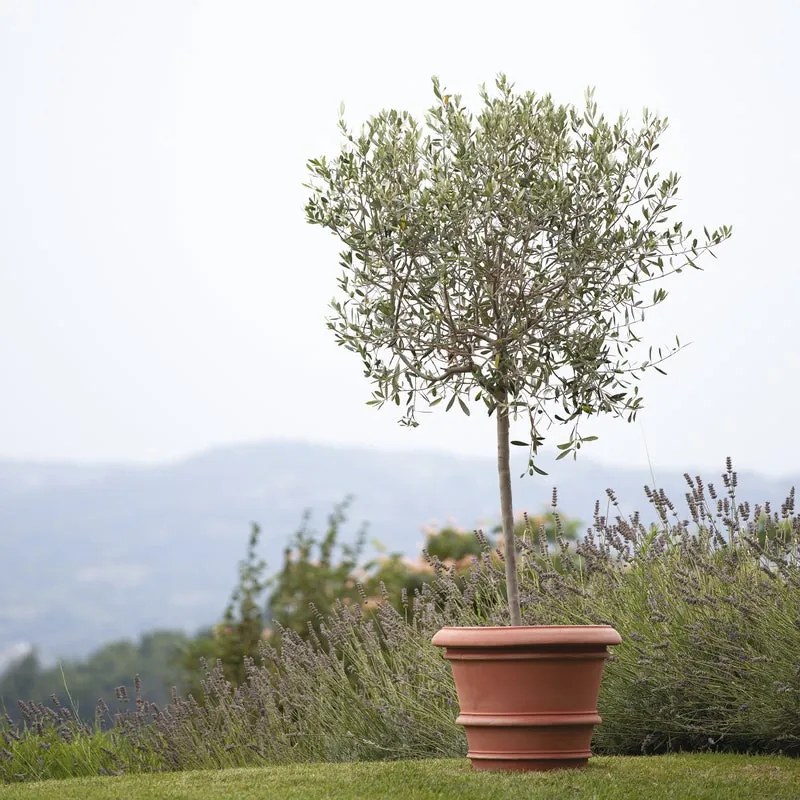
[2,461,799,781]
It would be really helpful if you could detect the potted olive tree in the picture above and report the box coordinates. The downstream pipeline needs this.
[305,76,729,770]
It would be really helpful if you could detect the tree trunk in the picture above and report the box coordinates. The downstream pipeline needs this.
[495,391,522,626]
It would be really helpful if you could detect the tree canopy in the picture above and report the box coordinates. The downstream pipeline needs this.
[306,76,731,471]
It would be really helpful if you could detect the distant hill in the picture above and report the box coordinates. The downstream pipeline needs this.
[1,440,796,667]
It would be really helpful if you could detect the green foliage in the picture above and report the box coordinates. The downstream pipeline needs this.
[0,694,165,783]
[218,523,268,687]
[181,523,268,694]
[424,526,489,563]
[181,503,430,692]
[422,511,578,565]
[363,550,430,617]
[266,504,581,635]
[180,500,585,700]
[0,632,189,725]
[267,500,366,637]
[0,726,122,783]
[268,499,438,633]
[505,509,581,543]
[306,75,731,466]
[0,652,40,709]
[423,508,580,577]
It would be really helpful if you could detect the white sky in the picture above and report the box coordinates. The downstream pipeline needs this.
[1,0,798,477]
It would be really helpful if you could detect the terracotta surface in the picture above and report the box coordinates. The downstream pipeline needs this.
[432,625,621,772]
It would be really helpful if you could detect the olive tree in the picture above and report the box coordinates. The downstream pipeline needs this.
[305,76,730,625]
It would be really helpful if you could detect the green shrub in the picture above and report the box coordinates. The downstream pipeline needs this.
[125,464,800,771]
[136,599,464,771]
[3,462,799,783]
[0,693,164,783]
[464,463,800,755]
[0,632,189,726]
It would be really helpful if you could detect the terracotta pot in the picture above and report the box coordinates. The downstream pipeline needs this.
[431,625,621,771]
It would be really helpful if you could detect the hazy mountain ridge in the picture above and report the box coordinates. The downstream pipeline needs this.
[1,440,796,667]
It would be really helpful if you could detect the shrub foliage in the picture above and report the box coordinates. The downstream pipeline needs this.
[2,463,799,782]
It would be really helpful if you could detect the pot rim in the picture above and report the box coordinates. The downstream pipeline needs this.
[431,624,622,648]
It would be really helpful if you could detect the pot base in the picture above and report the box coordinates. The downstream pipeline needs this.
[470,757,588,772]
[462,719,595,772]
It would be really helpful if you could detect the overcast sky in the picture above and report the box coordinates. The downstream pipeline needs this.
[1,1,798,477]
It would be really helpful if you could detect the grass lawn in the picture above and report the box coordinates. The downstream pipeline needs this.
[1,754,799,800]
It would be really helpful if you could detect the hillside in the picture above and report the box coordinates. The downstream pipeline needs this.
[1,440,795,666]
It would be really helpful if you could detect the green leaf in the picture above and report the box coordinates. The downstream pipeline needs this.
[532,464,548,475]
[510,440,529,447]
[457,397,470,416]
[556,449,572,460]
[445,395,456,412]
[581,435,599,442]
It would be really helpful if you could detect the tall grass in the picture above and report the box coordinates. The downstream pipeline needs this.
[2,461,799,782]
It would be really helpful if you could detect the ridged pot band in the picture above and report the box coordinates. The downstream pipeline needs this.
[456,712,603,727]
[443,650,611,662]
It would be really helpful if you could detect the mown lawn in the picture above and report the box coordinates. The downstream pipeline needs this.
[1,754,799,800]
